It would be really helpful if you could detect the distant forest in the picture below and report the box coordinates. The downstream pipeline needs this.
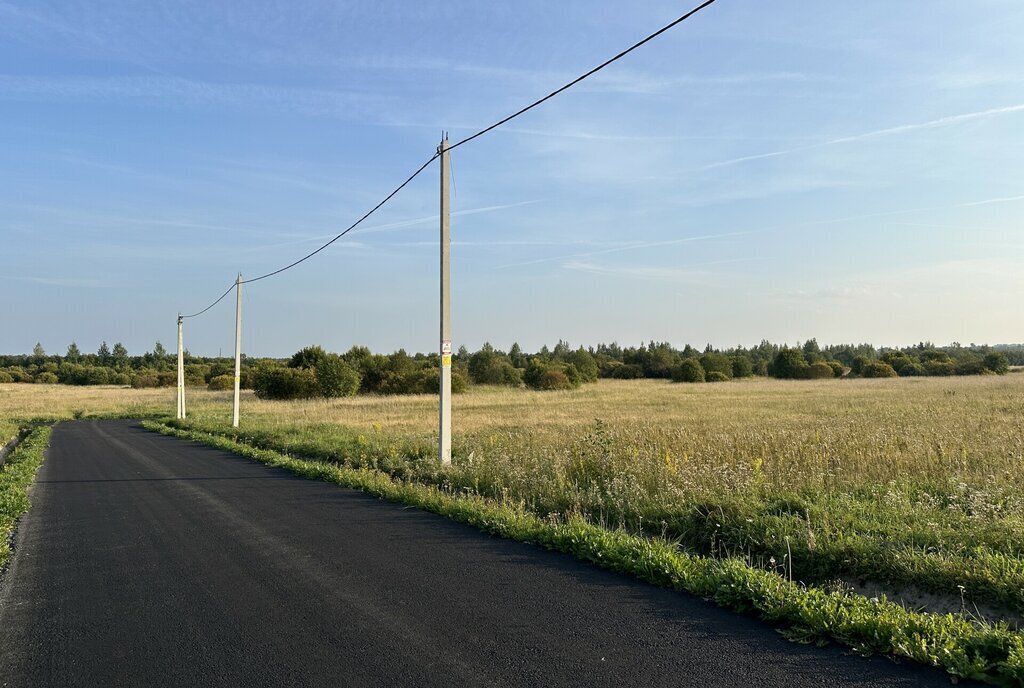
[1,338,1020,399]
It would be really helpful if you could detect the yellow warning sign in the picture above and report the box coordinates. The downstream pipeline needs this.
[441,354,452,367]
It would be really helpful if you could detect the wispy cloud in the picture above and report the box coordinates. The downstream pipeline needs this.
[696,104,1024,172]
[563,257,759,284]
[495,230,754,269]
[0,274,107,288]
[0,74,382,117]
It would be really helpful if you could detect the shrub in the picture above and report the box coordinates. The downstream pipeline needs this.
[131,373,160,389]
[920,349,951,363]
[805,361,835,379]
[827,361,845,378]
[700,353,732,379]
[861,361,898,378]
[610,364,644,379]
[35,372,58,384]
[924,360,956,376]
[468,349,522,386]
[565,348,599,383]
[850,355,870,376]
[0,371,13,384]
[955,358,985,376]
[316,355,361,398]
[157,371,177,387]
[253,366,317,400]
[771,349,809,379]
[897,361,926,377]
[881,351,915,370]
[524,360,580,391]
[706,370,729,383]
[730,356,753,378]
[207,374,235,391]
[412,367,468,394]
[671,359,705,383]
[984,352,1010,375]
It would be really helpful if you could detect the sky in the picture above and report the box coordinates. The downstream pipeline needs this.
[2,1,1023,357]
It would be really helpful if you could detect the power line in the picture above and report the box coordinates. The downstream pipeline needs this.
[183,0,719,306]
[240,152,439,285]
[449,0,718,152]
[181,281,235,319]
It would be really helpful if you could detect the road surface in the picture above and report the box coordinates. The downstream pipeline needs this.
[0,420,961,687]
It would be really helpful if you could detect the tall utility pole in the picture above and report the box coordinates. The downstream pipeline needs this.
[176,314,185,419]
[438,136,452,465]
[232,273,242,428]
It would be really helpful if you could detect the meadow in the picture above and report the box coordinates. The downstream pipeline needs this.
[3,376,1024,680]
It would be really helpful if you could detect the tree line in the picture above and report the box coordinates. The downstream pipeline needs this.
[0,338,1018,397]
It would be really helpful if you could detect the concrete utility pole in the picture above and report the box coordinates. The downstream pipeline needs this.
[438,136,452,466]
[176,315,185,419]
[232,273,242,428]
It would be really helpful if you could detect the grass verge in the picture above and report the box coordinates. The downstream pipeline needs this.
[145,420,1024,685]
[0,425,52,571]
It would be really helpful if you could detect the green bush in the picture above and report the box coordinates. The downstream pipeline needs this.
[468,347,522,386]
[671,358,705,383]
[609,364,644,379]
[861,361,898,378]
[253,366,318,400]
[805,361,835,379]
[924,360,956,376]
[955,358,985,376]
[850,355,870,376]
[984,352,1010,375]
[730,356,753,378]
[770,349,808,379]
[524,360,580,390]
[207,374,235,391]
[131,373,160,389]
[700,352,732,380]
[705,370,729,383]
[34,371,58,384]
[827,361,845,378]
[897,361,926,377]
[0,371,13,384]
[315,355,361,398]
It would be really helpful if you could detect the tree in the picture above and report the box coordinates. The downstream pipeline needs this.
[508,342,526,369]
[97,341,111,365]
[289,345,328,370]
[32,342,46,364]
[112,342,129,368]
[65,342,81,363]
[771,348,808,379]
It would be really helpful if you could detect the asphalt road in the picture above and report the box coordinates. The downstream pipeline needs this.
[0,420,962,687]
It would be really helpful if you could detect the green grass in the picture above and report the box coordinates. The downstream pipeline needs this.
[0,425,51,571]
[146,420,1024,685]
[0,419,19,444]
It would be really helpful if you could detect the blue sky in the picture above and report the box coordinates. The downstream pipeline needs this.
[2,1,1023,357]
